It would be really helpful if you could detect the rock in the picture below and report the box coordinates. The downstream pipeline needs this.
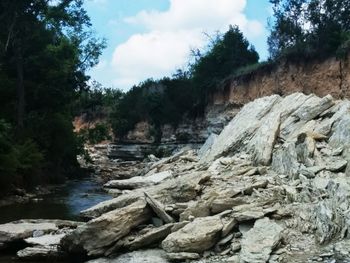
[144,192,175,224]
[104,171,173,190]
[248,111,281,165]
[227,255,240,263]
[201,95,280,163]
[105,224,174,255]
[80,192,143,219]
[81,172,210,219]
[61,200,151,256]
[86,249,169,263]
[17,246,66,260]
[240,218,284,263]
[198,133,218,158]
[272,142,300,177]
[324,157,347,172]
[25,233,66,246]
[166,252,200,261]
[0,219,80,244]
[179,200,211,221]
[162,215,224,253]
[231,240,241,252]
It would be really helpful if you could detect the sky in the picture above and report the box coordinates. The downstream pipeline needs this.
[83,0,272,91]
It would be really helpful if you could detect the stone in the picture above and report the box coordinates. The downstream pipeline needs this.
[0,219,80,244]
[144,192,175,224]
[248,111,281,166]
[272,142,300,177]
[61,200,151,256]
[198,133,218,158]
[166,252,201,261]
[86,249,169,263]
[25,233,67,246]
[201,95,280,163]
[162,215,224,253]
[240,218,284,263]
[104,171,173,190]
[17,246,66,260]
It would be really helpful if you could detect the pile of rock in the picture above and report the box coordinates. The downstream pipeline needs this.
[3,92,350,262]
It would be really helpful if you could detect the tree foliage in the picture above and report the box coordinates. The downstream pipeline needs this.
[0,0,105,194]
[111,26,259,139]
[268,0,350,59]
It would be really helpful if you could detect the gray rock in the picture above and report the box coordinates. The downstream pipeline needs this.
[240,218,284,263]
[201,95,280,163]
[198,133,218,158]
[166,252,200,261]
[61,201,151,256]
[17,246,66,260]
[104,171,173,190]
[86,249,169,263]
[162,215,224,253]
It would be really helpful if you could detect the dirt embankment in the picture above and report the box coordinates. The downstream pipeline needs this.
[212,55,350,106]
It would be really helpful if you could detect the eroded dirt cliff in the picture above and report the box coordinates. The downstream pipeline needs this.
[212,55,350,106]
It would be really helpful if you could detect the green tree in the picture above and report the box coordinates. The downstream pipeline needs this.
[0,0,106,192]
[190,25,259,111]
[268,0,350,58]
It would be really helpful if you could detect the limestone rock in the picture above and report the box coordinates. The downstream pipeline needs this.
[201,95,280,163]
[198,133,218,158]
[86,249,169,263]
[240,218,284,263]
[25,233,67,246]
[162,215,224,253]
[61,201,151,256]
[0,219,79,244]
[17,246,65,260]
[166,252,200,261]
[104,171,173,190]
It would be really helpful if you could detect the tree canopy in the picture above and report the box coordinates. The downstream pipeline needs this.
[0,0,105,194]
[268,0,350,59]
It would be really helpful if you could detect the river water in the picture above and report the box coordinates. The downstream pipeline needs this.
[0,178,112,262]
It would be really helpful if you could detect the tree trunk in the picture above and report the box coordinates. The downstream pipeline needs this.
[15,40,25,129]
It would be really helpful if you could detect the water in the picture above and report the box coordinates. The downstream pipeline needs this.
[0,178,112,262]
[0,178,111,224]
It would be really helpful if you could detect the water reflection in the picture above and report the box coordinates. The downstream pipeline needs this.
[0,178,111,223]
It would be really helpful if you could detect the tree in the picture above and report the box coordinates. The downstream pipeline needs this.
[0,0,106,192]
[268,0,350,58]
[190,25,259,111]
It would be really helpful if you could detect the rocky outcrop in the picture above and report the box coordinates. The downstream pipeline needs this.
[61,200,151,256]
[7,92,350,263]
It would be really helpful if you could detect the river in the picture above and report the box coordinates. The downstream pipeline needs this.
[0,178,112,262]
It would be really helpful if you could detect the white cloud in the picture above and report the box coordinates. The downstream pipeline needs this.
[111,0,265,90]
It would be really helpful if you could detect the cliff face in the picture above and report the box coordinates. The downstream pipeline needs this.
[122,55,350,146]
[212,55,350,106]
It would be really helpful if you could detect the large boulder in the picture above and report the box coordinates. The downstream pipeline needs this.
[201,95,281,163]
[240,218,284,263]
[61,200,151,256]
[162,215,224,253]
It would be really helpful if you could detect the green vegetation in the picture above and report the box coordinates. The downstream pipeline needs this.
[111,26,259,140]
[0,0,105,195]
[268,0,350,60]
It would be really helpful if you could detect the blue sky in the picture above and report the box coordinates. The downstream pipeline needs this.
[84,0,271,91]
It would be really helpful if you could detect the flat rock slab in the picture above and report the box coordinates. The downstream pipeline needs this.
[104,171,173,190]
[25,233,67,246]
[240,217,284,263]
[17,246,65,260]
[0,221,58,243]
[61,201,151,256]
[162,215,224,253]
[86,249,169,263]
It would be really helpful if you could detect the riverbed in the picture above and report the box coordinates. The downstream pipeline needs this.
[0,178,112,262]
